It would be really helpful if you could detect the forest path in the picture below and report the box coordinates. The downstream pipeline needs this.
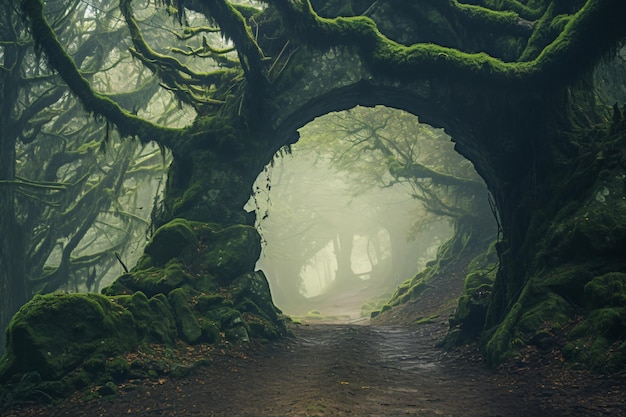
[12,318,624,417]
[194,321,540,417]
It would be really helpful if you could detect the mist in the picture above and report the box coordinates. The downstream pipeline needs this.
[246,107,474,319]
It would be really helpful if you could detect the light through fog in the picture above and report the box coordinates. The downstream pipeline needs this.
[246,107,468,320]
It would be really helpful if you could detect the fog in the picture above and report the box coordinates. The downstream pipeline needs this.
[246,108,466,319]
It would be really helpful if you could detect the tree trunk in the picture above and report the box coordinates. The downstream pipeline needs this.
[0,43,27,354]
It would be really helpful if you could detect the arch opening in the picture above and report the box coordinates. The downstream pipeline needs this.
[247,105,495,321]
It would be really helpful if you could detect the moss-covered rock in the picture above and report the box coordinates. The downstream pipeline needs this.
[115,292,178,344]
[104,263,190,297]
[0,218,289,401]
[0,293,137,382]
[382,215,495,318]
[231,271,287,340]
[169,288,203,344]
[558,272,626,373]
[585,272,626,309]
[482,127,626,368]
[144,218,198,265]
[517,291,572,337]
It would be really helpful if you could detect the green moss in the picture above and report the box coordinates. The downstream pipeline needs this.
[298,310,343,322]
[0,293,137,382]
[83,355,105,374]
[453,1,521,30]
[195,293,228,311]
[584,272,626,309]
[199,320,221,343]
[106,264,190,297]
[230,271,282,325]
[481,0,545,20]
[485,301,523,367]
[415,315,439,325]
[171,183,204,217]
[104,357,130,381]
[215,307,244,329]
[465,272,494,292]
[144,218,198,265]
[361,292,393,318]
[545,191,626,261]
[200,225,261,284]
[244,314,284,340]
[538,264,595,306]
[225,326,250,343]
[115,292,177,344]
[97,381,118,397]
[566,329,626,373]
[516,292,572,338]
[168,288,202,344]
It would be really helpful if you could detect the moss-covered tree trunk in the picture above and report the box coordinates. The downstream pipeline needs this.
[481,100,626,371]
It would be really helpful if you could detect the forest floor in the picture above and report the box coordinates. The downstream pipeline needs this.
[5,274,626,416]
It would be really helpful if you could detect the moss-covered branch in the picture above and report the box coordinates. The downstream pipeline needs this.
[430,0,534,36]
[173,25,221,41]
[465,0,545,20]
[181,0,267,90]
[120,0,237,108]
[21,0,183,147]
[171,38,236,58]
[271,0,626,87]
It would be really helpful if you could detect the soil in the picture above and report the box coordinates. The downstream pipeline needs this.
[5,273,626,416]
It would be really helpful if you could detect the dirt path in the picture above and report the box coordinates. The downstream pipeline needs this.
[11,317,625,417]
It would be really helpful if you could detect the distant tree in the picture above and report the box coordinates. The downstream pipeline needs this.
[295,107,493,284]
[299,106,487,218]
[256,107,464,305]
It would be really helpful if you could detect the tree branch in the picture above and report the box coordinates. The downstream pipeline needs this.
[185,0,267,88]
[270,0,626,87]
[120,0,236,109]
[21,0,183,147]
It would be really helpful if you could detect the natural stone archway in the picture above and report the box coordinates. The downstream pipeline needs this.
[2,0,626,400]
